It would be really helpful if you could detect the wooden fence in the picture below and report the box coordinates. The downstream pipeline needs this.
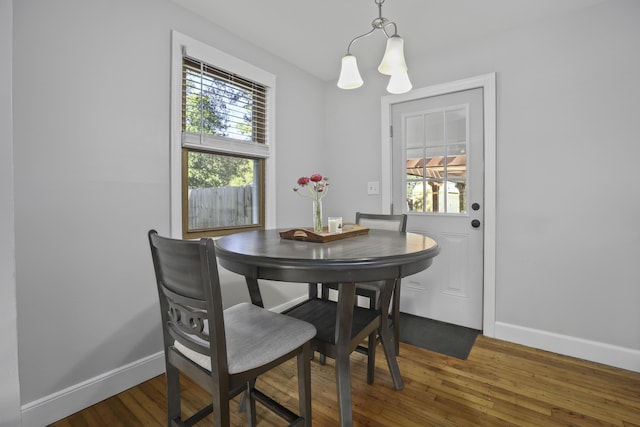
[188,186,254,229]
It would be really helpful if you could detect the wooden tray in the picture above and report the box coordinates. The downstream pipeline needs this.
[279,223,369,243]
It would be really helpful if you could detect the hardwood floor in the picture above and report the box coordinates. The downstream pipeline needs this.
[50,336,640,426]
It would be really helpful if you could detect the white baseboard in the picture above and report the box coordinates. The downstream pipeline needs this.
[270,295,308,313]
[494,321,640,373]
[21,351,165,427]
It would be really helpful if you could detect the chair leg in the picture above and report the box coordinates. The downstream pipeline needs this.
[298,343,313,427]
[364,293,377,384]
[237,379,256,413]
[366,331,377,384]
[212,384,231,427]
[245,382,257,427]
[165,364,181,426]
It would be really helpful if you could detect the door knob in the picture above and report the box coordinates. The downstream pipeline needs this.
[471,219,481,228]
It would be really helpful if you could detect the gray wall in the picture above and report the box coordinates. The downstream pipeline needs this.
[6,0,640,425]
[12,0,322,424]
[1,0,21,425]
[324,0,640,360]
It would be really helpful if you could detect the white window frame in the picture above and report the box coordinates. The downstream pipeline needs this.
[170,31,276,238]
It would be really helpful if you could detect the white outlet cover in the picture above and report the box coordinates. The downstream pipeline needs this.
[367,181,380,195]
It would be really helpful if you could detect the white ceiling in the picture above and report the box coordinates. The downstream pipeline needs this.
[170,0,608,82]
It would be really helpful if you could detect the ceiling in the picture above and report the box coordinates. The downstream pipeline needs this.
[170,0,608,83]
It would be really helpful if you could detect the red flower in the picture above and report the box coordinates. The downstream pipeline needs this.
[294,173,329,201]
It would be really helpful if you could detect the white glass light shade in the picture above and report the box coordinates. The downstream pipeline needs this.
[337,55,364,89]
[386,69,412,94]
[378,36,408,75]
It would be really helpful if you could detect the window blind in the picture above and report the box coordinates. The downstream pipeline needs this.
[182,56,269,157]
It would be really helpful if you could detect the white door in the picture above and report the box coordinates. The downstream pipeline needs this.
[391,88,484,330]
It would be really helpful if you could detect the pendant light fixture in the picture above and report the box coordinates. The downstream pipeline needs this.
[337,0,412,94]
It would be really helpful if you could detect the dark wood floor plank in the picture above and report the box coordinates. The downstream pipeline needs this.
[48,336,640,426]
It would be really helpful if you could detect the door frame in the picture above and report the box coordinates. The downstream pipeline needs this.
[381,72,497,337]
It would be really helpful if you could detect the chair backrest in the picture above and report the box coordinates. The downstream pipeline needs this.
[148,230,228,376]
[355,212,407,232]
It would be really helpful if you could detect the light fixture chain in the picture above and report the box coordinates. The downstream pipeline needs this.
[377,0,385,20]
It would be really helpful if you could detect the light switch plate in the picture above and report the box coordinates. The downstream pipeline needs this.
[367,181,380,195]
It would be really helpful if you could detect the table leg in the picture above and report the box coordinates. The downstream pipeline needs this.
[308,283,318,299]
[245,277,264,308]
[393,279,401,356]
[336,283,356,427]
[378,278,404,390]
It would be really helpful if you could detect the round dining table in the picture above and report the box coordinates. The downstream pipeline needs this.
[214,228,439,427]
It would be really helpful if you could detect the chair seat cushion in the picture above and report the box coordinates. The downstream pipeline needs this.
[174,302,316,374]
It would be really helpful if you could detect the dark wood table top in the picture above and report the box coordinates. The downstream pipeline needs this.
[214,228,440,283]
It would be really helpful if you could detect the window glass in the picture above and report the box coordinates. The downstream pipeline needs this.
[183,57,266,143]
[186,151,259,230]
[405,115,424,148]
[404,106,468,214]
[180,57,267,237]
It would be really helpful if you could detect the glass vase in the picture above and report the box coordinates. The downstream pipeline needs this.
[312,199,323,233]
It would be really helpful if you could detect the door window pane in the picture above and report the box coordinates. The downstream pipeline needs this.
[425,111,444,146]
[405,148,423,211]
[446,108,466,143]
[447,143,467,213]
[405,115,424,148]
[406,148,425,178]
[404,106,469,214]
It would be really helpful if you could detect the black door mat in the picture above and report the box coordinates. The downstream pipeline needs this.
[398,312,480,360]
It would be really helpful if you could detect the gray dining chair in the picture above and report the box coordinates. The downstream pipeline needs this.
[315,212,407,384]
[148,230,316,427]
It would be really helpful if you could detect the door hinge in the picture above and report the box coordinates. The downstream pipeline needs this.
[389,125,393,138]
